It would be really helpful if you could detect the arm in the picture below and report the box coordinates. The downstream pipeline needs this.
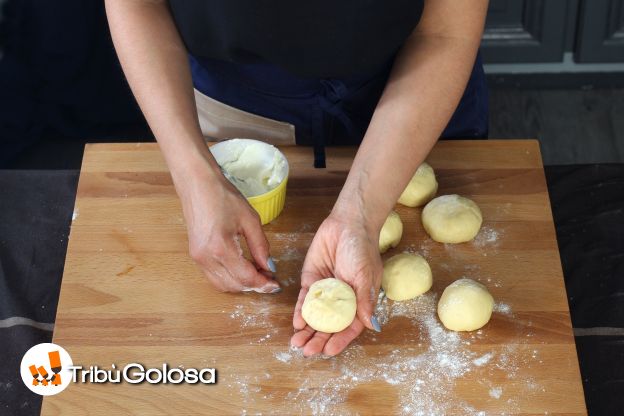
[335,0,489,232]
[105,0,279,293]
[292,0,489,356]
[105,0,211,178]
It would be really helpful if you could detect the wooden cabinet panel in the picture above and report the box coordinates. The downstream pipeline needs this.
[576,0,624,62]
[482,0,570,63]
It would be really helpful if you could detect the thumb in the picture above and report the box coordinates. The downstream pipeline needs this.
[354,278,381,333]
[241,268,281,294]
[241,213,275,274]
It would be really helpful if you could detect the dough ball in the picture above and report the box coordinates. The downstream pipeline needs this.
[437,278,494,331]
[422,195,482,243]
[379,211,403,253]
[382,253,432,301]
[398,162,438,207]
[301,278,357,333]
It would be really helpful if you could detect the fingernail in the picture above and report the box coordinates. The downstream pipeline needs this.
[267,257,277,273]
[370,315,381,333]
[270,286,282,294]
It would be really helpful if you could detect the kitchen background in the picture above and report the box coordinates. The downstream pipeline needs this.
[0,2,622,414]
[1,0,623,167]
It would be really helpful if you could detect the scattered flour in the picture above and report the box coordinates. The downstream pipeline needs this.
[487,276,503,288]
[274,351,293,364]
[224,291,538,415]
[221,224,546,415]
[473,352,494,366]
[489,386,503,399]
[402,244,418,255]
[298,223,313,232]
[272,236,305,287]
[273,232,299,245]
[275,246,303,262]
[494,302,512,315]
[277,275,297,287]
[472,226,502,248]
[418,239,436,260]
[229,302,274,331]
[278,294,525,415]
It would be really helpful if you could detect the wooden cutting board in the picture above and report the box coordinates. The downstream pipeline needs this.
[42,140,586,415]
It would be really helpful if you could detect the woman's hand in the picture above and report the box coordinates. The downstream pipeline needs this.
[290,214,382,356]
[175,156,280,293]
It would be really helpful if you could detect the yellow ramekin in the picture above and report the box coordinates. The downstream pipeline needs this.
[247,174,288,225]
[210,139,289,225]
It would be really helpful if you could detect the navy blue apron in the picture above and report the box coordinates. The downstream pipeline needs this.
[191,53,488,168]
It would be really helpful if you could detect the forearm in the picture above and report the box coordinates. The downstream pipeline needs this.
[105,0,221,188]
[333,1,487,233]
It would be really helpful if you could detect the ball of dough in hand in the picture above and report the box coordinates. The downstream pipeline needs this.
[301,278,357,333]
[379,211,403,253]
[382,253,432,301]
[398,162,438,207]
[422,195,482,243]
[437,278,494,331]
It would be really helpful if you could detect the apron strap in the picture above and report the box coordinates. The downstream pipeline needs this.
[313,79,361,168]
[313,143,326,168]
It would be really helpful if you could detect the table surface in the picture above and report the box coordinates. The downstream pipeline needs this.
[42,140,586,415]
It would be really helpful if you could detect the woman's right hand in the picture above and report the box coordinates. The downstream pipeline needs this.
[173,154,280,293]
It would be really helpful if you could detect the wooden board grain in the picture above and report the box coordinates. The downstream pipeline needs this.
[42,140,587,415]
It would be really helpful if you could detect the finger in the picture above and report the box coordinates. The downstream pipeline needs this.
[322,319,365,356]
[290,326,315,348]
[292,287,309,330]
[302,331,332,357]
[222,256,280,294]
[354,278,379,332]
[241,214,273,273]
[202,262,244,293]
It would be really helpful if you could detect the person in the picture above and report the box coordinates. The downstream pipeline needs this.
[105,0,489,357]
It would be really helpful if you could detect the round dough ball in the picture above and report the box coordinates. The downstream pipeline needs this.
[379,211,403,253]
[437,278,494,331]
[382,253,432,301]
[301,278,357,333]
[398,162,438,207]
[422,195,482,243]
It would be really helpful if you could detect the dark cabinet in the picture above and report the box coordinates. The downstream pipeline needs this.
[481,0,570,63]
[482,0,624,64]
[575,0,624,62]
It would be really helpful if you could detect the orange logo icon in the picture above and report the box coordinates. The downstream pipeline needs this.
[21,343,73,395]
[28,350,63,387]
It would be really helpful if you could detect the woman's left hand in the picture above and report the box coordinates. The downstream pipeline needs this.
[291,214,383,356]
